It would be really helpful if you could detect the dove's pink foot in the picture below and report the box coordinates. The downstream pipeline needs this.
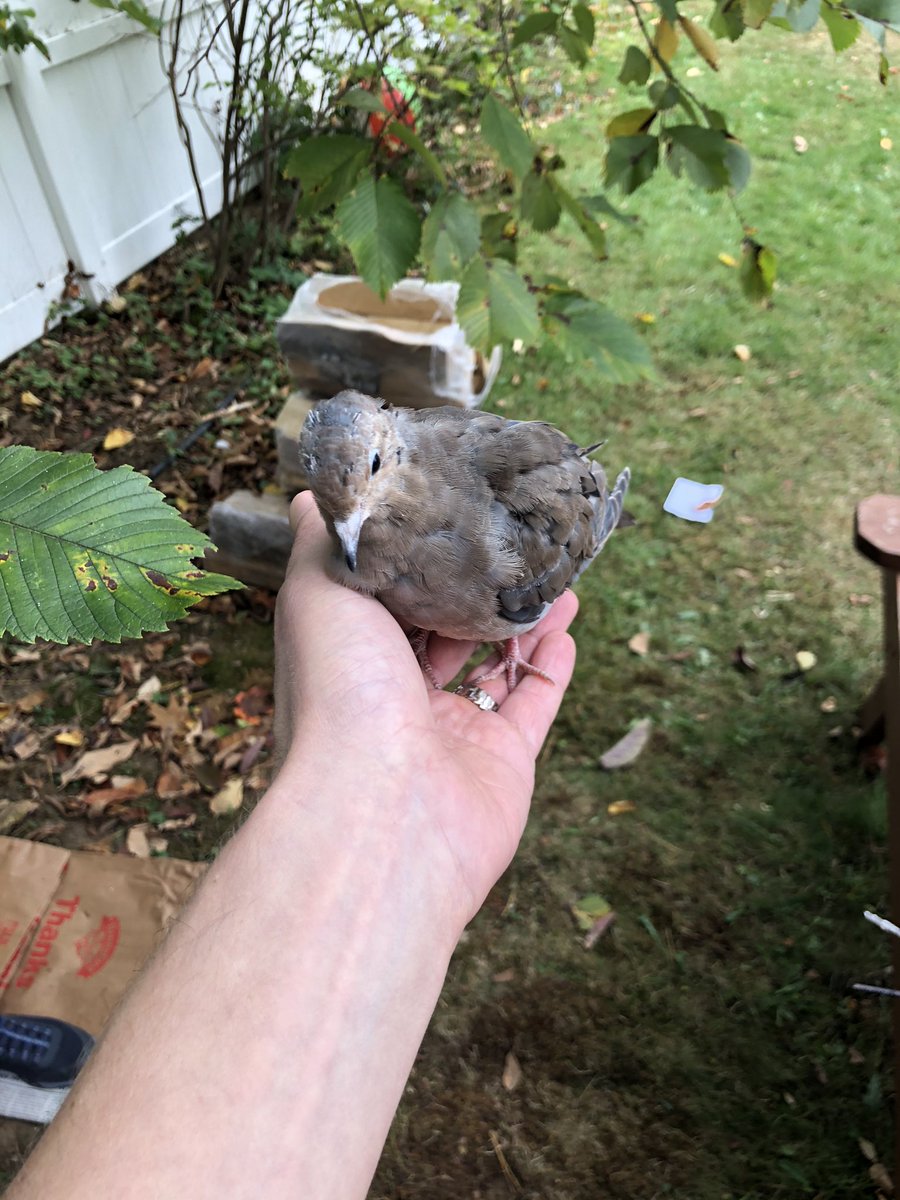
[474,636,555,691]
[408,627,442,690]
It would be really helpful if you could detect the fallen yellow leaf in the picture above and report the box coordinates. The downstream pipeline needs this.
[635,312,656,324]
[103,427,135,451]
[718,252,738,268]
[795,650,817,672]
[733,344,752,363]
[880,136,892,151]
[608,800,637,815]
[174,497,191,513]
[20,391,42,409]
[54,729,84,748]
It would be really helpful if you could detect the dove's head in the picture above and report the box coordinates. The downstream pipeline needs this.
[299,391,403,571]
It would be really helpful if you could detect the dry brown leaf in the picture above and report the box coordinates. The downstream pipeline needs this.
[156,762,195,800]
[820,696,837,713]
[869,1163,893,1193]
[158,813,198,832]
[83,777,147,813]
[0,799,39,834]
[600,719,652,770]
[859,1139,878,1164]
[147,698,193,738]
[492,968,516,984]
[210,777,244,815]
[148,835,169,855]
[136,674,163,703]
[12,732,42,761]
[16,689,48,714]
[60,738,138,786]
[126,823,152,857]
[102,427,135,451]
[20,391,42,409]
[628,631,650,657]
[502,1051,523,1092]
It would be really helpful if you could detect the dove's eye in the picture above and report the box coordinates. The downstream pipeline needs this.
[371,452,381,475]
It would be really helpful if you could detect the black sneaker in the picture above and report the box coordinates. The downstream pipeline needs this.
[0,1015,94,1088]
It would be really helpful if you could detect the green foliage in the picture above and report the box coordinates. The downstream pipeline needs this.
[456,257,540,353]
[284,134,372,216]
[335,175,421,297]
[0,448,241,645]
[480,92,536,179]
[0,5,47,56]
[541,292,654,382]
[421,192,481,280]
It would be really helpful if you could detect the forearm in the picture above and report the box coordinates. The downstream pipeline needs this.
[10,754,463,1200]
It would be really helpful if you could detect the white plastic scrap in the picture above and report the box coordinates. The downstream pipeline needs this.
[663,477,725,524]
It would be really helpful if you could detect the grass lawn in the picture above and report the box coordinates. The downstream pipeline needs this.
[369,22,900,1200]
[0,13,898,1199]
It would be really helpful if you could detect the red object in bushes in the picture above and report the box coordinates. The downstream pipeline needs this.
[367,78,416,149]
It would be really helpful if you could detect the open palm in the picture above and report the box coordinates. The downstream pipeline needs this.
[274,492,578,919]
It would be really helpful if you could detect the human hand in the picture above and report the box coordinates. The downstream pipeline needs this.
[272,492,578,927]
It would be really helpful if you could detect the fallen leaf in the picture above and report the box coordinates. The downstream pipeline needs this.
[584,911,617,950]
[188,356,216,380]
[83,777,147,813]
[136,675,162,703]
[880,136,892,151]
[126,824,151,858]
[106,294,128,314]
[820,696,837,713]
[849,593,873,607]
[687,406,707,418]
[54,729,84,748]
[492,968,516,984]
[233,686,273,726]
[16,689,48,714]
[733,344,751,362]
[732,646,758,673]
[60,738,138,786]
[102,427,135,451]
[635,312,656,324]
[20,391,42,409]
[12,732,42,761]
[502,1051,523,1091]
[849,1047,865,1065]
[0,799,39,834]
[607,799,637,815]
[718,252,738,267]
[628,631,650,656]
[147,698,194,738]
[158,813,198,832]
[156,762,195,800]
[793,135,808,153]
[0,705,10,721]
[600,719,652,770]
[795,650,817,672]
[859,1139,878,1164]
[210,776,244,815]
[148,835,168,855]
[570,894,612,931]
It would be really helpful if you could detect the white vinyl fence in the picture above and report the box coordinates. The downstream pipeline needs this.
[0,0,225,365]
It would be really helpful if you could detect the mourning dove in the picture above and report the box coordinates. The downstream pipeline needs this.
[299,390,630,689]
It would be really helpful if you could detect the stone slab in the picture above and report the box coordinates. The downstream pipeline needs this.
[208,489,293,586]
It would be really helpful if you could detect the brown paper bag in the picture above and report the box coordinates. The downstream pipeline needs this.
[0,836,205,1036]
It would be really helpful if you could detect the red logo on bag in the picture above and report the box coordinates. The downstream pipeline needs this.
[14,897,80,990]
[75,916,120,979]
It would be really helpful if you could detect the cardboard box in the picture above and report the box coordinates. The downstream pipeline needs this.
[0,837,204,1036]
[276,274,502,409]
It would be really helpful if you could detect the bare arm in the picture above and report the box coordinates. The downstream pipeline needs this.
[10,493,577,1200]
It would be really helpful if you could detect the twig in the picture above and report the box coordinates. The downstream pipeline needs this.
[853,983,900,999]
[489,1130,523,1194]
[864,910,900,939]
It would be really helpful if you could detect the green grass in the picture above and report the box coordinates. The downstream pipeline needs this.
[370,24,899,1200]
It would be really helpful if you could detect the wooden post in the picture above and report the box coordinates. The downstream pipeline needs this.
[855,495,900,1162]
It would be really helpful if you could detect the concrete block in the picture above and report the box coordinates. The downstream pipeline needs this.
[273,390,313,496]
[208,490,293,588]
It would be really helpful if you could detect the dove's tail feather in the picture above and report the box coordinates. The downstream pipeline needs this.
[596,466,631,554]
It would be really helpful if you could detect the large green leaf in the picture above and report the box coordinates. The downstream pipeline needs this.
[335,175,422,297]
[511,9,558,45]
[572,3,596,44]
[421,192,481,280]
[0,447,241,645]
[619,45,652,85]
[456,258,539,353]
[820,3,862,46]
[481,94,536,179]
[480,212,519,264]
[521,169,562,231]
[553,181,607,258]
[558,23,590,63]
[667,125,751,193]
[848,0,900,22]
[604,134,660,194]
[740,239,778,301]
[542,294,654,383]
[284,135,372,217]
[382,121,447,186]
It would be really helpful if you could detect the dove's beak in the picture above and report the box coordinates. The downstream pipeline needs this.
[334,509,366,572]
